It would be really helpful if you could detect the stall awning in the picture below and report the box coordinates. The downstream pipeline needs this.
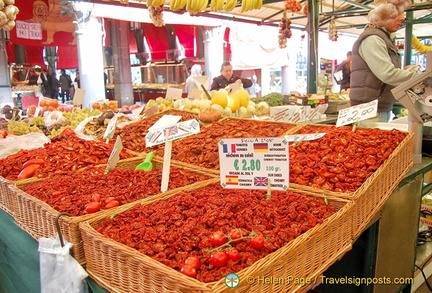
[57,46,78,69]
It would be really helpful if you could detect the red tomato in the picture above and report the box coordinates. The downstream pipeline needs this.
[91,194,101,202]
[180,265,197,278]
[105,197,116,204]
[185,256,200,270]
[0,129,8,138]
[105,200,120,209]
[85,202,101,213]
[229,229,244,244]
[226,249,240,261]
[250,236,265,249]
[17,164,40,180]
[22,159,45,169]
[210,251,227,268]
[211,231,228,246]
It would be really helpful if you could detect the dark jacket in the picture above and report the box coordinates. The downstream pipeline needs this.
[335,60,351,91]
[210,75,253,91]
[350,26,401,112]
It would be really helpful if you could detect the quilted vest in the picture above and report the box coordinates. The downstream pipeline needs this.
[350,27,401,112]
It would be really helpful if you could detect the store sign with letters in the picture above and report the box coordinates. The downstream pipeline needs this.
[218,137,289,190]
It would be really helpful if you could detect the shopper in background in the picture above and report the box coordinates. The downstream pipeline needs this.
[27,69,38,85]
[59,69,73,103]
[39,69,54,98]
[335,51,352,92]
[50,72,60,100]
[210,61,253,91]
[74,71,80,88]
[350,0,417,122]
[185,64,203,98]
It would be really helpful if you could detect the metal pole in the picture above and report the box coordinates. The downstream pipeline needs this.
[307,0,319,94]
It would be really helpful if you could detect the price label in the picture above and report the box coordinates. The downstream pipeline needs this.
[145,119,200,147]
[284,133,326,142]
[219,137,289,191]
[336,99,378,127]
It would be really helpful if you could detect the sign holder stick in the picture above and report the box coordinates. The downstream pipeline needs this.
[161,128,172,192]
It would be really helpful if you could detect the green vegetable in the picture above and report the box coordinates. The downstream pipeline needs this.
[252,92,284,106]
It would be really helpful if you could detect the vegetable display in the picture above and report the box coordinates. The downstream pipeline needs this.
[150,118,296,169]
[0,135,133,181]
[22,166,211,216]
[290,125,407,192]
[252,92,284,107]
[94,183,336,282]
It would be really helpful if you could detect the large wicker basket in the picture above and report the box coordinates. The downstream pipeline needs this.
[80,179,354,293]
[9,156,216,265]
[288,124,414,238]
[0,176,15,216]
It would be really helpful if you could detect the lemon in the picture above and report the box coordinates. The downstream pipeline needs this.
[227,94,240,112]
[234,89,250,107]
[211,90,228,108]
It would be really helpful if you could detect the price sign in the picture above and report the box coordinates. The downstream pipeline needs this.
[219,137,289,190]
[284,133,326,142]
[105,135,123,174]
[336,99,378,127]
[145,119,200,147]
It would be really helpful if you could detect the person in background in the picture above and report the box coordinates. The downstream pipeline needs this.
[210,61,253,91]
[59,69,73,103]
[185,64,202,98]
[335,51,352,92]
[27,69,38,85]
[50,72,60,100]
[74,71,80,88]
[39,69,52,98]
[350,0,418,122]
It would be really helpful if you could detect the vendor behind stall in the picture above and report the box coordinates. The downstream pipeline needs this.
[27,69,38,85]
[210,61,253,91]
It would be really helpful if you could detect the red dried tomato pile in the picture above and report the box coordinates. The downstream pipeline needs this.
[23,166,210,216]
[290,126,407,192]
[114,110,198,153]
[150,119,296,169]
[0,135,134,181]
[94,183,336,282]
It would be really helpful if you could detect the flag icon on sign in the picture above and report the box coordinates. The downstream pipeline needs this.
[254,177,268,187]
[223,144,236,153]
[226,175,239,185]
[253,143,268,152]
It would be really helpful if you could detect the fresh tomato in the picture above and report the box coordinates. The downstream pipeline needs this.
[59,127,76,136]
[185,256,200,270]
[210,251,227,268]
[105,197,116,204]
[91,194,101,202]
[180,265,197,278]
[105,200,120,209]
[229,229,245,244]
[210,231,228,246]
[85,202,101,213]
[0,129,7,138]
[250,236,265,249]
[17,164,41,180]
[22,159,45,169]
[226,249,240,261]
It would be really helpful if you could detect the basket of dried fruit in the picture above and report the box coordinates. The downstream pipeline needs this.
[80,180,354,293]
[0,176,15,216]
[9,156,216,265]
[148,117,301,173]
[285,124,414,238]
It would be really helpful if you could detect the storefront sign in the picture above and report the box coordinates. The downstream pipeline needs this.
[15,21,42,40]
[219,137,289,191]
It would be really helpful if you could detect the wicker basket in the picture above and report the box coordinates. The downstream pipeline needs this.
[0,176,14,216]
[10,156,216,265]
[288,124,414,239]
[80,179,354,293]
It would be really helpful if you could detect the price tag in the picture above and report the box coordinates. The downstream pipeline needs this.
[284,133,326,142]
[105,135,123,173]
[219,137,289,191]
[145,119,200,147]
[336,99,378,127]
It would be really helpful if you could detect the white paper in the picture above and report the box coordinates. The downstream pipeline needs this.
[165,87,183,100]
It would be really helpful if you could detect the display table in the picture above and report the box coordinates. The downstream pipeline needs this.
[1,158,431,293]
[0,210,107,293]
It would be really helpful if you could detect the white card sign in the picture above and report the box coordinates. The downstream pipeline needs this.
[219,137,289,191]
[146,119,200,147]
[284,133,326,142]
[336,99,378,127]
[165,87,183,100]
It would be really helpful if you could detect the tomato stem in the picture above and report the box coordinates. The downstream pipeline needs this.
[207,230,257,253]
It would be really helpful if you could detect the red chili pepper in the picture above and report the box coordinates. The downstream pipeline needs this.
[17,164,41,180]
[22,159,45,169]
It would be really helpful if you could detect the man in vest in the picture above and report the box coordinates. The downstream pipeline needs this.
[350,0,418,122]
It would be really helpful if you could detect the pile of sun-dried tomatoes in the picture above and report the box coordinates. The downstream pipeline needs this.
[150,119,296,169]
[289,126,408,193]
[23,166,210,216]
[94,183,337,282]
[0,135,133,181]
